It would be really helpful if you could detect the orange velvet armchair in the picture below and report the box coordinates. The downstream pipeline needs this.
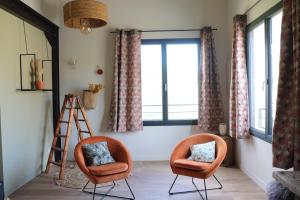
[169,133,227,200]
[74,136,135,200]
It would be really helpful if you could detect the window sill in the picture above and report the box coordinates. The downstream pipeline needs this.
[250,127,272,144]
[143,120,197,126]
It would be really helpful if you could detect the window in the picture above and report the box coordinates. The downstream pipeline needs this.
[141,39,199,125]
[247,3,282,142]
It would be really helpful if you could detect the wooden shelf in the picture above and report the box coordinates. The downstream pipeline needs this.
[16,89,53,92]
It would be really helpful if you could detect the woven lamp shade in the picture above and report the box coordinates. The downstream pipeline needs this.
[63,0,107,29]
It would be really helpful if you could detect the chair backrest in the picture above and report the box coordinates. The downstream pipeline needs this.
[74,136,132,175]
[186,133,227,158]
[75,136,123,158]
[170,133,227,179]
[74,136,132,183]
[171,133,227,162]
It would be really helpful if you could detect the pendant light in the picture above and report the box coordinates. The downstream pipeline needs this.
[63,0,108,34]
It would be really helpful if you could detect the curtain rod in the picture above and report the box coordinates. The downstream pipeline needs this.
[244,0,263,15]
[110,28,218,33]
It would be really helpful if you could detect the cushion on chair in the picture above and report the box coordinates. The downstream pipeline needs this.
[87,162,129,176]
[188,141,216,163]
[174,159,211,171]
[82,141,115,166]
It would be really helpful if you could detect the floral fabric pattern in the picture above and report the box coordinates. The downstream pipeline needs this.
[82,141,115,166]
[188,141,216,163]
[109,30,143,132]
[198,27,225,132]
[273,0,300,170]
[229,15,250,139]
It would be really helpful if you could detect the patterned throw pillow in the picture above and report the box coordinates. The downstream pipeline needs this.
[188,141,216,163]
[82,141,115,166]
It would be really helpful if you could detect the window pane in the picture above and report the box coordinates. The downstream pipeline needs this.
[166,43,198,120]
[271,11,282,129]
[249,23,266,132]
[141,45,163,120]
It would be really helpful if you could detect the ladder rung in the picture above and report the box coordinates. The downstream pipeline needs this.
[80,131,90,133]
[52,147,64,152]
[46,95,93,179]
[57,134,67,138]
[65,107,80,110]
[50,161,62,166]
[59,120,70,123]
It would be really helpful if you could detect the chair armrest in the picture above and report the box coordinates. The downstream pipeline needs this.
[204,139,227,175]
[170,139,191,164]
[74,144,90,176]
[112,142,133,171]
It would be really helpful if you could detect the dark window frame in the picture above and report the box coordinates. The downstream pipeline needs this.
[141,38,200,126]
[247,2,283,143]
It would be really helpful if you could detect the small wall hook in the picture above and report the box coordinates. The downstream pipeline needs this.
[68,57,79,66]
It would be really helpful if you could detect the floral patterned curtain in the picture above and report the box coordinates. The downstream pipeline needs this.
[229,15,250,139]
[198,27,224,132]
[109,30,143,132]
[273,0,300,170]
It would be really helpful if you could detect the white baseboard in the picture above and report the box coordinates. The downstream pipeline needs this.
[239,164,268,192]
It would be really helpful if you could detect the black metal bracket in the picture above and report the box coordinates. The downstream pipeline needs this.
[82,179,135,200]
[168,174,223,200]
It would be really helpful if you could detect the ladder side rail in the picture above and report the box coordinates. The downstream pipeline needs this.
[45,97,68,173]
[76,96,94,136]
[59,96,75,179]
[73,108,84,140]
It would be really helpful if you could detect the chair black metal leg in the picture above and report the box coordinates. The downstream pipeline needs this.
[82,181,115,191]
[169,175,201,195]
[168,174,223,200]
[82,181,90,192]
[93,184,96,200]
[82,181,116,200]
[82,179,135,200]
[99,182,116,200]
[192,178,206,200]
[213,175,223,189]
[203,179,208,200]
[168,175,179,194]
[192,178,207,200]
[125,179,135,200]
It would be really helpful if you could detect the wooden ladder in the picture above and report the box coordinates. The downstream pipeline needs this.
[45,94,94,180]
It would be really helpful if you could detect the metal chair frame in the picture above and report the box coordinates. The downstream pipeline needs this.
[82,179,135,200]
[168,174,223,200]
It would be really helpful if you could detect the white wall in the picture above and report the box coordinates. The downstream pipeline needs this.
[0,9,53,196]
[0,107,3,182]
[58,0,230,161]
[227,0,281,191]
[21,0,60,25]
